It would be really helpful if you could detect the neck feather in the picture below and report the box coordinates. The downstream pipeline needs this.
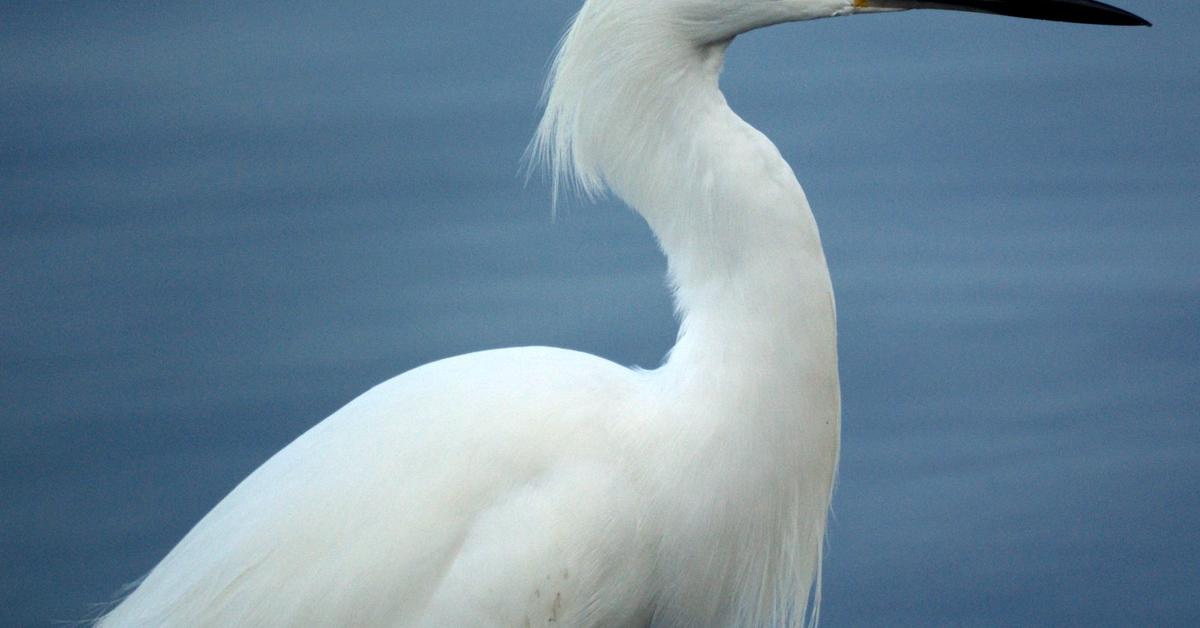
[532,8,842,625]
[533,10,838,386]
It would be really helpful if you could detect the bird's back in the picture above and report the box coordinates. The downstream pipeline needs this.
[97,346,657,627]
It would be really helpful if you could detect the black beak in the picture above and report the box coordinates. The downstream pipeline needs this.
[861,0,1151,26]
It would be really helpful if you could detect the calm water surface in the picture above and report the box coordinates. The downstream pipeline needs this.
[2,2,1197,625]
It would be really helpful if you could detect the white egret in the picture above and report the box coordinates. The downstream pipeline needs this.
[96,0,1148,626]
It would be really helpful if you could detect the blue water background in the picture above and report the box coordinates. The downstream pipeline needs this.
[2,1,1197,625]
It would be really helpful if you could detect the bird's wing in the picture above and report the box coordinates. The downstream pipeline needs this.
[98,347,656,627]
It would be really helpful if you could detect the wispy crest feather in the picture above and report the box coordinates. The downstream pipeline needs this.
[527,1,702,208]
[527,8,607,206]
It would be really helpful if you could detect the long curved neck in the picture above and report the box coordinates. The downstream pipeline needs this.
[534,2,839,433]
[591,42,838,428]
[536,14,840,623]
[605,36,841,626]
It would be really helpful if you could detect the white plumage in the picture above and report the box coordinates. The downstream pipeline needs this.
[97,0,1148,626]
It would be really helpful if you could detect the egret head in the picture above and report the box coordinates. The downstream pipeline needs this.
[532,0,1147,203]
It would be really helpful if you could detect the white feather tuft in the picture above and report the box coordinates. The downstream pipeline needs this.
[527,8,607,207]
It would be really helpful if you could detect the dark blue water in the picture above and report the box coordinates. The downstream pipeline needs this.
[2,1,1196,625]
